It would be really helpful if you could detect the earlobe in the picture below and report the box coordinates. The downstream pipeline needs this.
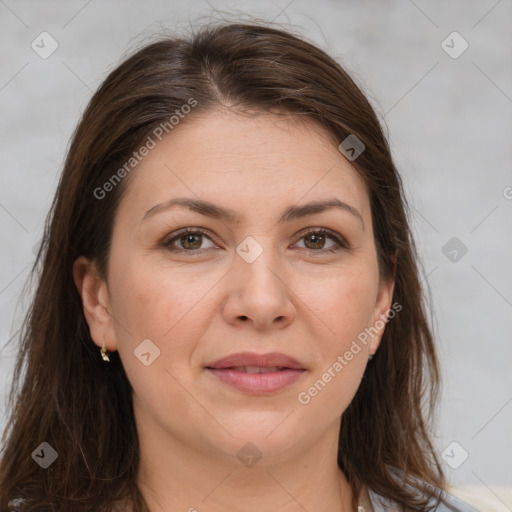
[73,256,117,351]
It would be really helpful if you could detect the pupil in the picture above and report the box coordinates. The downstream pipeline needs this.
[308,233,324,249]
[183,234,201,249]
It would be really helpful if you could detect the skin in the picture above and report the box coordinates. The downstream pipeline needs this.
[74,108,395,512]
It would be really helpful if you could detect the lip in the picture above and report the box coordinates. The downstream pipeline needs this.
[205,351,307,395]
[206,351,306,370]
[206,368,306,395]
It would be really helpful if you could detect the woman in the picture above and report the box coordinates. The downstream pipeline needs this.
[0,21,479,512]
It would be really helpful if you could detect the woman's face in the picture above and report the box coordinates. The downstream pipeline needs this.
[77,109,394,465]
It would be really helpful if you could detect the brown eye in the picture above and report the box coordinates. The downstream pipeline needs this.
[295,229,347,253]
[179,233,203,250]
[163,229,216,252]
[303,232,327,250]
[163,227,348,255]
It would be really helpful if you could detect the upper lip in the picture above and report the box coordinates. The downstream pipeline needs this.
[206,352,306,370]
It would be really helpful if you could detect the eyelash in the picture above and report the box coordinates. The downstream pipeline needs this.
[162,227,350,255]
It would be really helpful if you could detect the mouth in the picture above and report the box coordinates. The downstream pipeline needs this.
[205,367,306,394]
[211,365,290,373]
[204,352,307,395]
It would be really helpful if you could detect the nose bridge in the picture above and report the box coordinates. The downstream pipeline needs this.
[226,232,294,327]
[234,233,283,290]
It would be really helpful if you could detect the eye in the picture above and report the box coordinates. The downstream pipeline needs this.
[293,228,349,254]
[163,228,216,252]
[163,227,349,255]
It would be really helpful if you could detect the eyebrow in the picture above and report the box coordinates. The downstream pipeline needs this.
[142,197,364,229]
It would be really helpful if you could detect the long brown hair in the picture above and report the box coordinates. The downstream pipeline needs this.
[0,20,447,511]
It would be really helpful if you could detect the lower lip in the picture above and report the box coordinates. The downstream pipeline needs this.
[206,368,306,395]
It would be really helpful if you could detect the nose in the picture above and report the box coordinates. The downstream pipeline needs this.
[221,240,296,330]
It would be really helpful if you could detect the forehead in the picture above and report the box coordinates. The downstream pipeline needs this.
[117,109,369,223]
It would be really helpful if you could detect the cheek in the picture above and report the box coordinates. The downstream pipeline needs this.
[297,273,374,410]
[109,262,207,423]
[110,258,217,341]
[301,264,377,348]
[294,266,376,413]
[297,356,366,424]
[108,258,221,396]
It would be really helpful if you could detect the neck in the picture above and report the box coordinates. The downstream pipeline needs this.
[134,416,356,512]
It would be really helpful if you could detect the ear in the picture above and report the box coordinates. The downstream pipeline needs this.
[368,257,397,354]
[73,256,118,352]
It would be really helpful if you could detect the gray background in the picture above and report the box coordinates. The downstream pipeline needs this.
[1,0,511,502]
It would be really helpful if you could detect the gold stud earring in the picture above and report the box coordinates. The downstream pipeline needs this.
[100,340,110,362]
